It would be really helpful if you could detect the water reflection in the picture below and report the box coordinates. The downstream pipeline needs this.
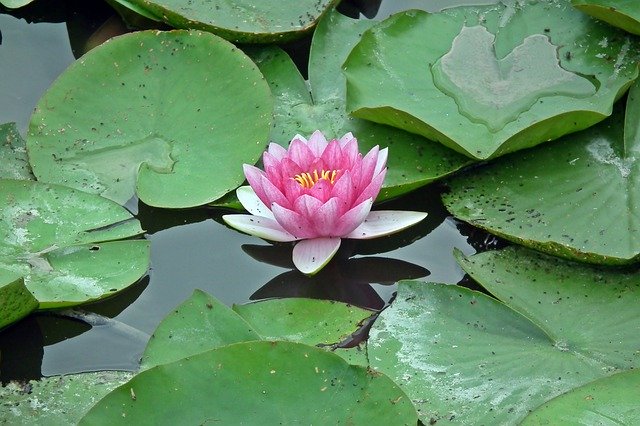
[245,243,429,310]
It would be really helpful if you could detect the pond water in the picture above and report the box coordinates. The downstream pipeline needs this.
[0,0,500,383]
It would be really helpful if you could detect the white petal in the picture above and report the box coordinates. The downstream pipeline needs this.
[292,237,341,275]
[223,214,298,242]
[374,147,388,176]
[236,186,275,220]
[344,211,427,240]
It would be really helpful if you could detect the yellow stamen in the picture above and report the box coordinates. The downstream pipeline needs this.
[294,169,340,189]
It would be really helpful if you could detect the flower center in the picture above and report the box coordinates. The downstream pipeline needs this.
[294,169,339,189]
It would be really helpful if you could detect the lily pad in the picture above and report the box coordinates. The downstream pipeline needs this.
[0,0,34,8]
[233,298,374,347]
[140,289,260,370]
[248,10,471,201]
[572,0,640,35]
[443,81,640,264]
[122,0,340,43]
[522,369,640,425]
[81,341,418,424]
[0,371,134,425]
[27,30,272,208]
[0,122,34,180]
[141,290,372,369]
[368,247,640,424]
[0,269,38,330]
[0,179,149,308]
[344,1,639,160]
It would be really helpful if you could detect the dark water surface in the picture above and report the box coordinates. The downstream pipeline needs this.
[0,0,498,383]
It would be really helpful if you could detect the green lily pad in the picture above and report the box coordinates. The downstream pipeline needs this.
[141,290,372,369]
[0,179,149,308]
[233,298,373,347]
[344,1,639,160]
[140,289,260,370]
[122,0,340,43]
[0,371,134,425]
[0,122,34,180]
[0,269,37,330]
[27,30,272,208]
[443,81,640,264]
[249,10,470,200]
[522,369,640,425]
[81,341,418,424]
[572,0,640,35]
[0,0,34,8]
[368,247,640,424]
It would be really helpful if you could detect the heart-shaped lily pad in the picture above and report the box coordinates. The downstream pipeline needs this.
[248,10,471,200]
[0,0,34,8]
[0,269,38,330]
[443,80,640,264]
[522,369,640,425]
[121,0,340,43]
[81,341,418,424]
[0,179,149,308]
[0,122,33,180]
[344,1,639,160]
[572,0,640,35]
[368,247,640,424]
[27,30,272,208]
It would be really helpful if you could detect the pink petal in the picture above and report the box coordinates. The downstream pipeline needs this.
[236,186,275,219]
[374,147,388,176]
[243,164,268,205]
[334,198,374,236]
[307,130,328,157]
[311,197,340,236]
[262,151,281,175]
[353,168,386,206]
[267,142,288,160]
[357,145,380,189]
[345,210,428,239]
[293,194,323,218]
[329,170,354,211]
[320,140,343,169]
[307,178,332,203]
[271,203,317,239]
[292,237,341,275]
[279,158,303,180]
[259,174,291,210]
[288,137,316,170]
[340,137,359,167]
[222,214,298,242]
[282,177,306,205]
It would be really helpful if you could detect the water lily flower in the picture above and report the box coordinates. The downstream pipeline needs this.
[222,131,427,275]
